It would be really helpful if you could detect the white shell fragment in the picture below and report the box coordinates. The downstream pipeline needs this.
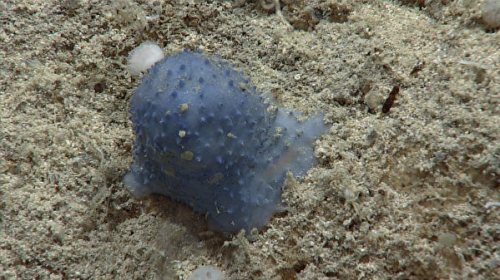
[127,41,164,75]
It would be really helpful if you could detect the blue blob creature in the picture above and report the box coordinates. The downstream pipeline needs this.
[124,50,326,234]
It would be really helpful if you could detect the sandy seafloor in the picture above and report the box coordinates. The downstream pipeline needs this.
[1,0,499,279]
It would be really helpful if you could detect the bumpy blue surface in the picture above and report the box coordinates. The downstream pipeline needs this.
[124,50,325,234]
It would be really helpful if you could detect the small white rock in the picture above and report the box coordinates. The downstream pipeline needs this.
[364,91,384,111]
[187,266,224,280]
[127,41,164,75]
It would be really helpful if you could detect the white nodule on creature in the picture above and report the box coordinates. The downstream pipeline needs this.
[127,41,164,75]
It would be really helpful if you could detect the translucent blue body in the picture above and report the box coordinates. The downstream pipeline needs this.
[124,50,325,234]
